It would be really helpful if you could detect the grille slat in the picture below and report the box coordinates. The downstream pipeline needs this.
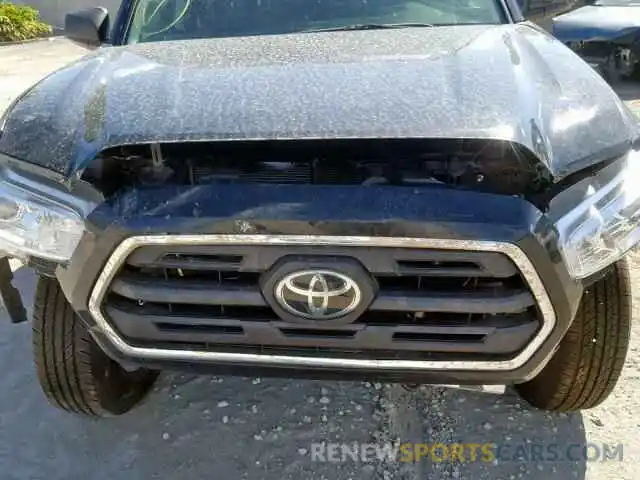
[110,273,535,315]
[370,290,534,314]
[106,307,538,356]
[111,276,265,307]
[103,245,542,361]
[396,259,484,277]
[157,253,244,270]
[124,245,518,278]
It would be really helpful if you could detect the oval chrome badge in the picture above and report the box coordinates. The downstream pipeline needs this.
[274,270,362,320]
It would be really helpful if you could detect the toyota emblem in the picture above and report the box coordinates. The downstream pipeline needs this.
[274,270,362,320]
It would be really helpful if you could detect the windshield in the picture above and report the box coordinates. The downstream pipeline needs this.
[127,0,506,44]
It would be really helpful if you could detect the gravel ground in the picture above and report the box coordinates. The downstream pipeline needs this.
[1,38,640,480]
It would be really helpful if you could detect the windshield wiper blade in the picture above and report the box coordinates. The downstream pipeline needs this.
[303,23,435,33]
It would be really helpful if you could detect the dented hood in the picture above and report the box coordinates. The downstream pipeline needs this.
[0,24,637,180]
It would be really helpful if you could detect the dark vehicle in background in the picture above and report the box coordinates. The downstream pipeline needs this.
[0,0,638,418]
[554,0,640,81]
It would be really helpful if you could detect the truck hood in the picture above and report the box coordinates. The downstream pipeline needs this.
[0,24,636,180]
[553,5,640,43]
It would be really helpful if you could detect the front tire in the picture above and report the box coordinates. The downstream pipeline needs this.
[516,259,632,412]
[32,276,159,417]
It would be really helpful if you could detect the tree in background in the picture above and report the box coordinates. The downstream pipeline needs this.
[0,2,51,42]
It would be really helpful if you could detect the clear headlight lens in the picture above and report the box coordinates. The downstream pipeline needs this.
[556,150,640,279]
[0,165,87,263]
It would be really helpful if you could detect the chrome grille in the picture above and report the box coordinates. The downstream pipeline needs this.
[101,243,542,361]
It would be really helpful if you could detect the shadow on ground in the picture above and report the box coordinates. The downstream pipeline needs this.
[390,384,587,479]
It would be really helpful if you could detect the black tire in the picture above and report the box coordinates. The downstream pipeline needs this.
[516,259,632,412]
[32,276,159,417]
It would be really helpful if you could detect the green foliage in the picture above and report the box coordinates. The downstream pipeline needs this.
[0,2,52,42]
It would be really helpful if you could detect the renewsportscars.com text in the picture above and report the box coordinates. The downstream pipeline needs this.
[309,442,624,464]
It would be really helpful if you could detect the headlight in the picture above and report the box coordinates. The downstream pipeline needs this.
[0,163,90,263]
[555,150,640,279]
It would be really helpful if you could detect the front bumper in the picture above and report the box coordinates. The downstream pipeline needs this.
[558,38,639,80]
[52,183,584,385]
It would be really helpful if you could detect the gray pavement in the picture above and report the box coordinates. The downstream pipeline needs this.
[0,38,86,112]
[1,38,640,480]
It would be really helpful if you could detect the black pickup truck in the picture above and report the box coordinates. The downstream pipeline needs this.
[0,0,637,418]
